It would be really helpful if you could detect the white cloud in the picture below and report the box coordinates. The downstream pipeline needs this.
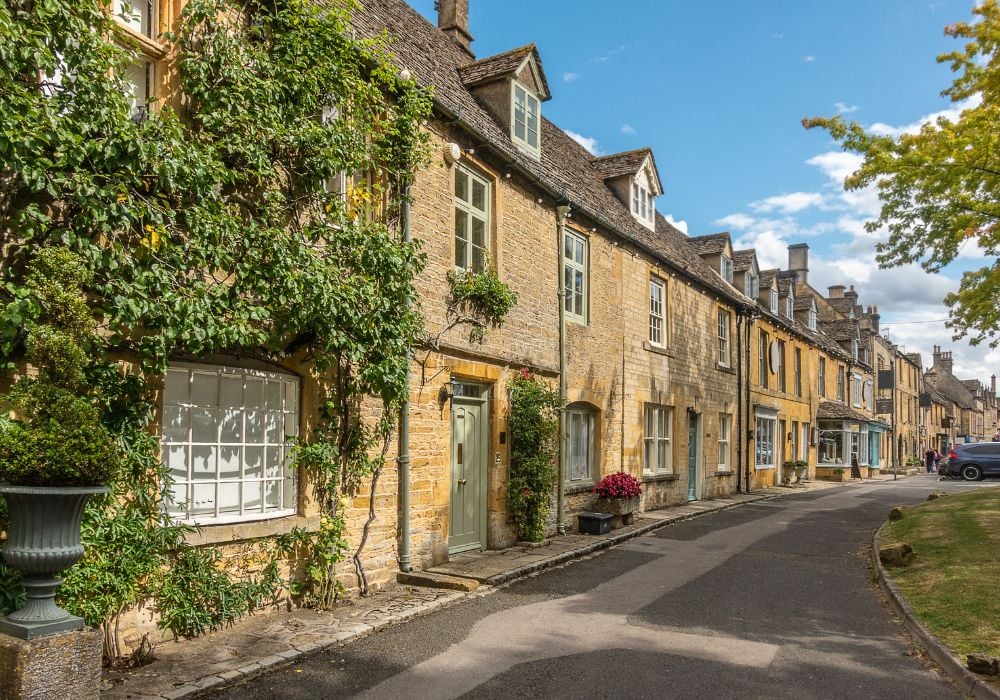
[621,123,636,135]
[713,213,756,230]
[749,192,826,214]
[835,102,858,114]
[731,229,788,270]
[562,72,580,83]
[770,32,784,40]
[803,55,816,63]
[806,151,864,184]
[868,95,982,138]
[664,214,688,234]
[565,130,602,156]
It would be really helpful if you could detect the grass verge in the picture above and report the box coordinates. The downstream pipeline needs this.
[881,486,1000,658]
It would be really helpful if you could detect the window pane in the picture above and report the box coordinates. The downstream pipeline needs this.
[455,170,468,201]
[219,446,241,480]
[472,180,486,211]
[191,372,217,406]
[191,408,216,443]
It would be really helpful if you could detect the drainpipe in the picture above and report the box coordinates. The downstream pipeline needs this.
[555,204,571,535]
[744,310,755,492]
[398,185,413,572]
[735,309,744,494]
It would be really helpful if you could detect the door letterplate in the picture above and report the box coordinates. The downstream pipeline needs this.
[457,443,463,464]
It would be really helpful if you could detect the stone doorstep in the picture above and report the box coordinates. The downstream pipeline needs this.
[396,570,479,592]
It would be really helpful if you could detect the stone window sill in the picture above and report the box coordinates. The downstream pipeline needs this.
[564,482,595,496]
[183,514,320,547]
[716,363,735,374]
[714,470,735,477]
[643,341,674,358]
[642,472,679,483]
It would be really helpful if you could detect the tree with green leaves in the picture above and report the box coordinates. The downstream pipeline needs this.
[804,0,1000,346]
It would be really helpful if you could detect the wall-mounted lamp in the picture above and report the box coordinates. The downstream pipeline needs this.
[464,147,476,155]
[443,142,462,165]
[438,377,458,404]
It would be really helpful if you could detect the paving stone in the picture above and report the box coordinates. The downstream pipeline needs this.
[162,686,200,699]
[195,675,224,689]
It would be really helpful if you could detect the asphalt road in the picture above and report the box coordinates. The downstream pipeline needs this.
[210,475,993,699]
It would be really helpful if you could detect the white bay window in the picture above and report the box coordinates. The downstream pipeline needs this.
[162,363,299,523]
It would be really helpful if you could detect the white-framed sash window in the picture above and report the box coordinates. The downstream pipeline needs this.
[643,404,673,473]
[454,164,491,271]
[649,278,665,346]
[564,230,588,323]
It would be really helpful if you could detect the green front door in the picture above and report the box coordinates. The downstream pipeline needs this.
[687,413,699,501]
[449,388,487,554]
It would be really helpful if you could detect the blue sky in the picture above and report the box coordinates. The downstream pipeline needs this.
[407,0,996,383]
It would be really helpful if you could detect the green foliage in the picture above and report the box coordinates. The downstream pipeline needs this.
[446,264,518,343]
[506,370,562,542]
[0,0,432,661]
[280,511,348,610]
[803,0,1000,346]
[154,544,283,639]
[0,248,122,486]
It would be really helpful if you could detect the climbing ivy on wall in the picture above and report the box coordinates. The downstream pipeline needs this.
[506,369,562,542]
[0,0,432,663]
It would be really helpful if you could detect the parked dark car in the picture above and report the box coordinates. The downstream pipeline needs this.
[941,443,1000,480]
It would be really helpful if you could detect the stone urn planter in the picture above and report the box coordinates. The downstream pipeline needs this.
[591,472,643,529]
[0,484,109,639]
[594,495,640,528]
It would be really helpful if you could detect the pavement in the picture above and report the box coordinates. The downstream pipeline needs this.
[101,474,917,699]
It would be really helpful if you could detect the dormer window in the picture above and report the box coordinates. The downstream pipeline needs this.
[770,287,778,313]
[631,182,655,224]
[512,82,540,154]
[851,339,859,360]
[745,273,758,299]
[720,255,733,284]
[785,294,794,319]
[808,306,817,331]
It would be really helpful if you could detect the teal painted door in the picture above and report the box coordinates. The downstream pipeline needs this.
[449,397,486,554]
[687,414,699,501]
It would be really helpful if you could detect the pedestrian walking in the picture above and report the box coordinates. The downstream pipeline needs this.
[924,448,936,473]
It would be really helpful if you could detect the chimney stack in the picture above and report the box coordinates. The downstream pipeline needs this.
[788,243,809,286]
[828,285,845,299]
[437,0,475,61]
[933,346,953,374]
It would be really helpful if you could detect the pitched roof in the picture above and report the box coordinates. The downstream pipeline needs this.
[457,44,551,99]
[822,319,858,342]
[760,270,776,288]
[817,400,871,422]
[686,232,731,256]
[794,294,816,311]
[591,148,662,192]
[732,249,757,272]
[925,370,977,410]
[351,0,748,307]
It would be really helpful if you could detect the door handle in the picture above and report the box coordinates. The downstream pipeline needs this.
[458,479,467,485]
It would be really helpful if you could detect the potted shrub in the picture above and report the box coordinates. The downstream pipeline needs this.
[0,248,122,639]
[786,459,808,483]
[592,472,642,528]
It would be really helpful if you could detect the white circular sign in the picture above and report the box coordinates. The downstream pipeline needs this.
[769,340,780,373]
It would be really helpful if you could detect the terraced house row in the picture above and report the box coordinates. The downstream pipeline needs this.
[97,0,997,638]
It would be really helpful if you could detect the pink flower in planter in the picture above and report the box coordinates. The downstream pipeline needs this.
[592,472,642,499]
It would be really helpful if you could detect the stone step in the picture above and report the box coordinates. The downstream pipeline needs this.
[397,570,479,592]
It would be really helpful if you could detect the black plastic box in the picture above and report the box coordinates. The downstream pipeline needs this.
[577,511,613,535]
